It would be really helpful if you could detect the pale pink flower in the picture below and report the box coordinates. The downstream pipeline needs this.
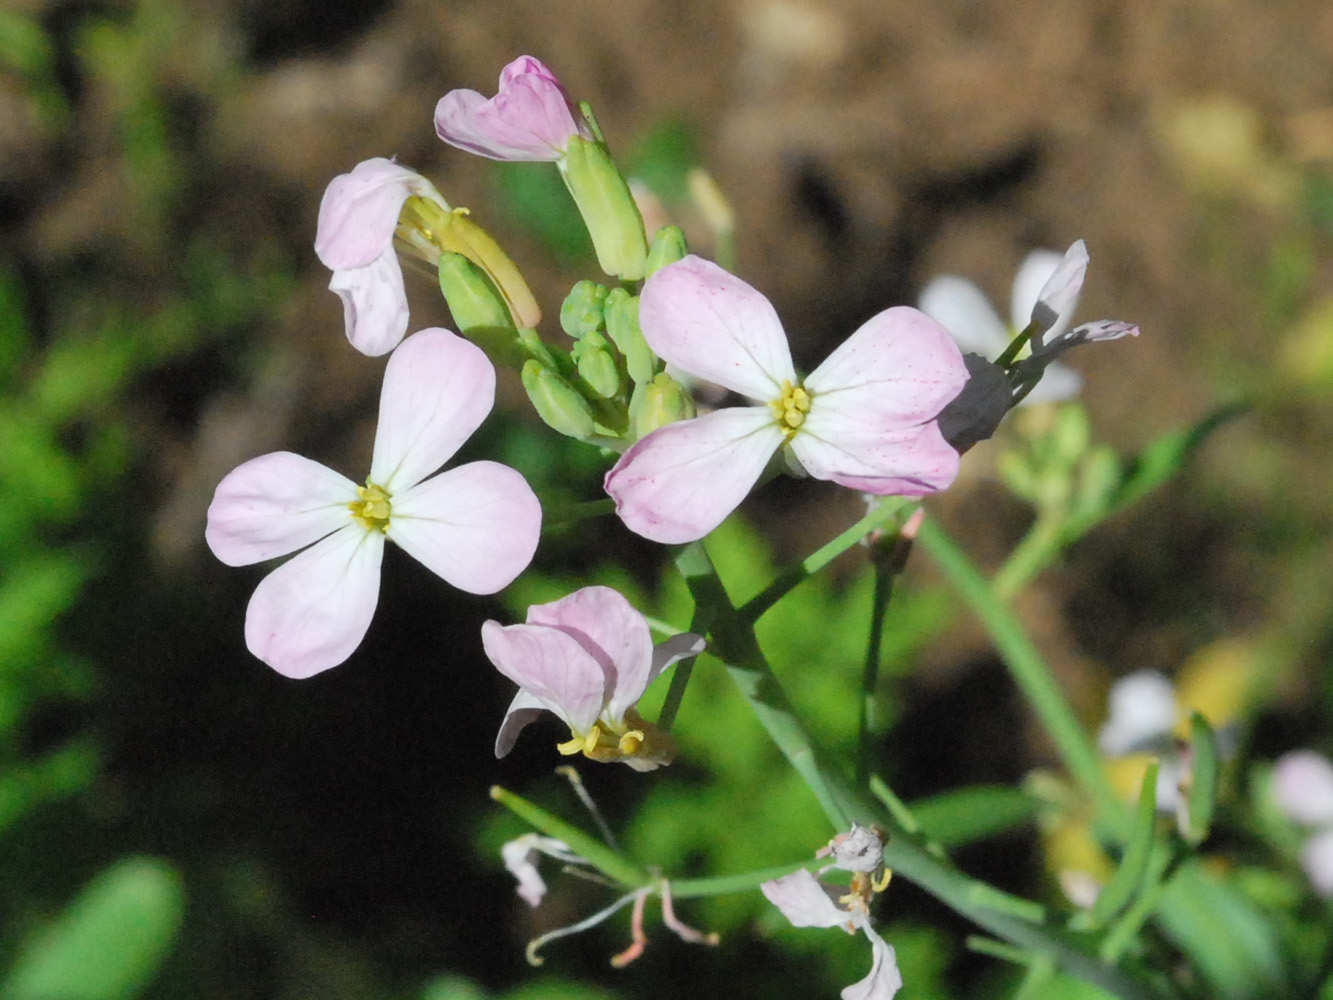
[315,158,449,356]
[434,55,592,162]
[206,329,541,678]
[1273,750,1333,896]
[484,586,703,770]
[604,255,968,543]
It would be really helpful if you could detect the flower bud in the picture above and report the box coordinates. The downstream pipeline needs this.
[604,288,656,385]
[560,134,648,281]
[560,280,610,339]
[433,209,542,330]
[522,359,596,440]
[646,225,688,277]
[437,252,528,369]
[630,373,695,440]
[573,331,622,399]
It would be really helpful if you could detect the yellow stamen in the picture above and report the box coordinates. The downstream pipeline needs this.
[767,379,812,438]
[348,482,392,532]
[618,729,646,755]
[872,867,893,893]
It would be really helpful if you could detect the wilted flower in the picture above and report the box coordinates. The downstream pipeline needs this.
[501,833,579,908]
[1273,750,1333,897]
[484,586,704,770]
[206,329,542,678]
[762,825,901,1000]
[603,255,968,543]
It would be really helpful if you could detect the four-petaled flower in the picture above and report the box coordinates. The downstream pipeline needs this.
[315,157,450,357]
[484,586,704,770]
[1273,750,1333,897]
[206,328,542,678]
[603,255,969,543]
[434,55,592,162]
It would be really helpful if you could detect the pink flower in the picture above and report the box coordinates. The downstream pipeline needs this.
[604,256,969,543]
[315,158,449,356]
[483,586,703,770]
[434,56,592,162]
[206,329,541,678]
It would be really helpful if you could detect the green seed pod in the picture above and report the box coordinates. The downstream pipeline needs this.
[561,135,648,281]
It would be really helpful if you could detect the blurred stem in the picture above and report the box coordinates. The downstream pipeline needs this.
[992,514,1065,600]
[857,517,917,787]
[914,517,1126,834]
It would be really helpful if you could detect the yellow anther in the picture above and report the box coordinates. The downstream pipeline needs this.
[871,868,893,894]
[555,735,585,756]
[618,729,646,755]
[768,379,812,437]
[348,482,392,532]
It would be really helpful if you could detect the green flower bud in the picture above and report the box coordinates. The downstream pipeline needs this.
[573,330,622,399]
[630,373,695,440]
[522,360,596,440]
[438,252,524,367]
[560,280,610,339]
[646,225,688,277]
[604,288,656,385]
[561,135,648,281]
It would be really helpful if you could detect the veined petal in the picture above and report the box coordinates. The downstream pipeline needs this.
[369,329,496,492]
[329,250,410,357]
[605,407,783,544]
[206,452,356,567]
[316,157,442,270]
[495,688,548,758]
[639,256,796,400]
[645,632,707,692]
[244,525,384,678]
[843,924,903,1000]
[482,620,608,735]
[1273,751,1333,827]
[434,55,584,162]
[791,418,960,496]
[526,587,654,726]
[1029,240,1088,346]
[761,870,848,930]
[388,461,540,594]
[918,276,1008,357]
[1009,249,1065,331]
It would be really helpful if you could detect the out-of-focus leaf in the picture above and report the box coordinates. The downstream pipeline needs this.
[1108,404,1245,516]
[1183,712,1219,845]
[910,785,1039,848]
[421,976,489,1000]
[1090,762,1159,926]
[0,740,100,833]
[0,857,184,1000]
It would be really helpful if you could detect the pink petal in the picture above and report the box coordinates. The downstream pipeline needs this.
[388,461,540,594]
[244,525,384,678]
[918,276,1008,357]
[526,587,654,726]
[843,924,903,1000]
[761,870,848,929]
[434,55,583,162]
[1274,751,1333,827]
[495,688,548,758]
[639,256,796,400]
[206,452,356,567]
[481,619,608,734]
[329,250,410,357]
[646,632,707,692]
[605,407,783,543]
[369,329,496,492]
[1029,239,1088,345]
[315,157,441,270]
[1009,249,1065,331]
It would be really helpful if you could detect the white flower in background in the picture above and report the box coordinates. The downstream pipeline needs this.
[1272,750,1333,897]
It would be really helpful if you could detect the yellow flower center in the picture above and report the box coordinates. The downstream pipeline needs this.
[348,482,392,532]
[554,708,676,768]
[768,379,812,438]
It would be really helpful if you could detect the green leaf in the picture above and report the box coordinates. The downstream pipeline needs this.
[1108,404,1245,516]
[910,785,1040,849]
[1,857,184,1000]
[1183,712,1219,845]
[1090,762,1159,926]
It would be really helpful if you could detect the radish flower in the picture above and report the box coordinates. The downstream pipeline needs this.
[1273,750,1333,897]
[484,586,704,770]
[206,329,541,678]
[604,255,968,543]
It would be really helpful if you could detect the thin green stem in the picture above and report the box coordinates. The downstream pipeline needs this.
[857,522,914,787]
[668,857,825,899]
[657,595,717,733]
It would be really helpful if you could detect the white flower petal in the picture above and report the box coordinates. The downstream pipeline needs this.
[1098,670,1178,756]
[918,275,1009,357]
[842,923,903,1000]
[495,689,548,758]
[761,869,849,929]
[1028,240,1088,346]
[1273,751,1333,827]
[1301,829,1333,898]
[482,620,608,735]
[329,251,410,357]
[1009,249,1065,331]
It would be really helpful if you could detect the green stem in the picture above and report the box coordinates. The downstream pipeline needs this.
[857,522,915,788]
[668,857,824,899]
[657,595,717,733]
[914,517,1125,832]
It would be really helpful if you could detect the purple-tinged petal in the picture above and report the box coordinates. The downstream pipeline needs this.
[315,157,442,270]
[605,407,783,543]
[791,418,960,496]
[918,275,1008,358]
[1009,249,1065,332]
[495,688,548,758]
[761,870,849,930]
[1028,240,1088,346]
[206,452,355,567]
[1098,671,1177,756]
[525,587,654,725]
[434,56,585,162]
[482,619,608,735]
[646,632,707,691]
[1302,829,1333,898]
[843,924,903,1000]
[244,525,384,678]
[389,460,540,594]
[1273,751,1333,827]
[369,329,496,492]
[639,256,796,401]
[329,249,410,357]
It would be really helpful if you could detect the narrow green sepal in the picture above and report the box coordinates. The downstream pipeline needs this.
[521,359,596,439]
[1090,760,1160,926]
[646,225,688,277]
[1183,711,1219,845]
[561,135,647,281]
[560,280,609,339]
[629,373,694,440]
[572,330,622,399]
[604,288,656,385]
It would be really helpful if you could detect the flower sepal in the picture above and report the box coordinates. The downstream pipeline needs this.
[561,130,648,281]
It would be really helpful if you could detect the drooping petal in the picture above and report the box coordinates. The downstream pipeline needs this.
[761,870,849,930]
[501,834,574,907]
[639,255,796,401]
[525,587,653,725]
[388,460,540,594]
[1028,240,1088,346]
[206,452,356,567]
[1009,249,1065,331]
[434,55,586,162]
[329,249,410,357]
[315,157,443,270]
[369,328,496,492]
[1301,829,1333,898]
[645,632,707,691]
[1097,671,1178,756]
[495,689,549,758]
[918,275,1009,357]
[842,924,903,1000]
[1273,751,1333,827]
[482,619,608,735]
[243,525,384,678]
[605,407,784,544]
